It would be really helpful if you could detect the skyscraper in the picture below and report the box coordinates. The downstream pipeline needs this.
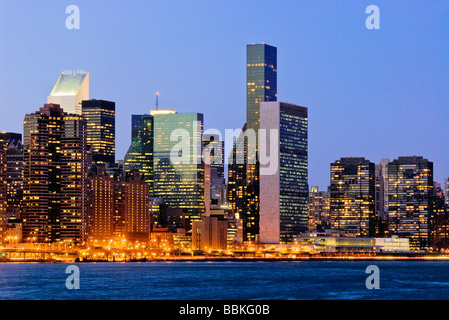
[203,134,226,207]
[246,44,277,133]
[239,43,278,243]
[259,101,308,244]
[152,110,204,223]
[330,157,375,237]
[82,99,116,166]
[124,114,154,190]
[22,104,88,244]
[388,156,434,250]
[228,124,248,222]
[125,109,205,228]
[0,133,23,221]
[47,70,89,115]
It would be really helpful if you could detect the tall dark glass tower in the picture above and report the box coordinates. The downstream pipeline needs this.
[246,44,277,133]
[124,114,153,190]
[245,44,277,243]
[81,99,115,166]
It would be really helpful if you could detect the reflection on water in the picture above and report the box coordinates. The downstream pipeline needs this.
[0,261,448,300]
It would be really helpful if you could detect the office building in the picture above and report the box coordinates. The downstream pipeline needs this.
[47,70,89,115]
[228,124,248,225]
[121,170,150,242]
[22,104,88,244]
[234,44,278,243]
[125,109,205,226]
[0,133,23,221]
[203,134,227,207]
[388,156,433,250]
[124,114,154,190]
[308,186,331,231]
[259,102,308,244]
[246,44,277,133]
[0,135,7,243]
[330,157,375,237]
[82,99,116,166]
[87,166,115,242]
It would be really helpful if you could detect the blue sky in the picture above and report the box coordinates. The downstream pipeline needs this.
[1,0,448,190]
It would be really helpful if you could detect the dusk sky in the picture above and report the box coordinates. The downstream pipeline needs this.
[1,0,448,190]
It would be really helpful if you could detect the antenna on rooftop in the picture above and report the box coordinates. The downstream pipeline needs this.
[155,92,160,110]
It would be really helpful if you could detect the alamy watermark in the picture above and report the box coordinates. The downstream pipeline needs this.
[65,265,80,290]
[365,265,380,290]
[171,124,280,176]
[366,5,380,30]
[66,5,80,30]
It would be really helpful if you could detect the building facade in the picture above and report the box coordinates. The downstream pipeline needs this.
[82,99,116,166]
[22,104,88,244]
[0,135,7,244]
[329,157,375,237]
[259,101,308,244]
[308,186,331,231]
[87,166,115,242]
[388,156,433,251]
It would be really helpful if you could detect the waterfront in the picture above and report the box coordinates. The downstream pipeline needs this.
[0,261,449,300]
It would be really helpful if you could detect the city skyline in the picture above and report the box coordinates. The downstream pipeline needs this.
[1,1,449,191]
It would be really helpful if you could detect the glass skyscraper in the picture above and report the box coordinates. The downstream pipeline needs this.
[152,111,204,222]
[81,99,116,166]
[125,110,205,227]
[124,114,153,190]
[246,44,277,133]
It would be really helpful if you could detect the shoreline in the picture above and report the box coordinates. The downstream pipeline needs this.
[2,254,449,264]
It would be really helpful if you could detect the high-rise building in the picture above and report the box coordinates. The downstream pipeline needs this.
[308,186,331,231]
[388,156,434,250]
[121,170,150,242]
[203,134,226,207]
[0,133,23,221]
[0,135,7,244]
[152,110,204,223]
[430,182,448,250]
[375,159,389,219]
[82,99,116,166]
[125,109,205,228]
[87,166,115,242]
[239,44,278,243]
[246,44,277,133]
[330,157,375,237]
[47,70,89,115]
[228,124,248,226]
[22,104,88,244]
[124,114,154,190]
[259,102,308,244]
